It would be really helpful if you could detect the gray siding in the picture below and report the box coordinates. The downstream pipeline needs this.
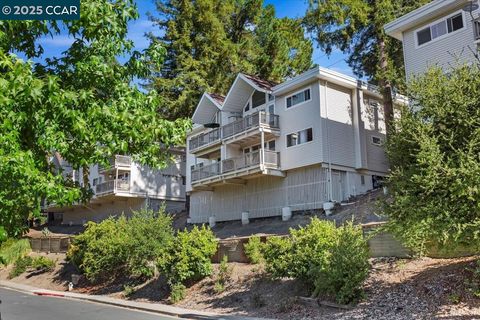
[403,6,480,79]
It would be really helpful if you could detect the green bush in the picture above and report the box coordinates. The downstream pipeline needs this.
[262,218,370,304]
[31,256,56,272]
[0,238,31,266]
[158,225,217,300]
[170,283,186,303]
[311,222,370,304]
[244,236,264,264]
[68,209,174,282]
[9,256,33,278]
[0,227,7,244]
[262,236,293,278]
[214,255,231,293]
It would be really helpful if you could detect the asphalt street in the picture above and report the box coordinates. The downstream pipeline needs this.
[0,287,177,320]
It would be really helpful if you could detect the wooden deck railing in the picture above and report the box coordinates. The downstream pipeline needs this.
[189,111,280,152]
[98,155,132,172]
[191,150,280,182]
[96,179,130,195]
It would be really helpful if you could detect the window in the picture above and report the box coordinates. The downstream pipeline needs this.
[265,140,275,151]
[372,136,382,146]
[286,88,311,108]
[416,12,464,46]
[268,94,274,101]
[361,175,365,185]
[286,128,313,147]
[252,91,266,108]
[93,178,98,186]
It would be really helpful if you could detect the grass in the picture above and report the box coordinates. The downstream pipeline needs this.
[0,238,31,266]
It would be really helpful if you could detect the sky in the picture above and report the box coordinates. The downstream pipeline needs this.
[34,0,353,77]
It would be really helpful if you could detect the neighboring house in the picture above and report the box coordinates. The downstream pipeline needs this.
[44,150,186,225]
[185,67,406,223]
[385,0,480,79]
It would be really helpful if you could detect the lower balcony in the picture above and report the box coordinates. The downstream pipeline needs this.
[191,150,284,187]
[95,179,130,196]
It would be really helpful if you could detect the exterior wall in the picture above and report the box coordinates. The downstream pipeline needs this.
[402,5,480,79]
[275,81,324,170]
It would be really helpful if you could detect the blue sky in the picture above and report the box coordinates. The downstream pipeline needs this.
[34,0,353,77]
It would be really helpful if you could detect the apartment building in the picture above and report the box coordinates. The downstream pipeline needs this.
[44,151,186,225]
[186,67,406,223]
[385,0,480,79]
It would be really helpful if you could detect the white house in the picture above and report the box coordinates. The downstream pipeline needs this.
[385,0,480,79]
[44,151,186,225]
[185,67,406,223]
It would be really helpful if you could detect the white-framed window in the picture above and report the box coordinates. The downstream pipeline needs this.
[372,136,382,146]
[286,87,311,109]
[286,128,313,147]
[416,11,464,47]
[93,178,98,186]
[361,175,365,185]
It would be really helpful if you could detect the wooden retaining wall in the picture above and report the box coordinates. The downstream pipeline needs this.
[29,236,72,253]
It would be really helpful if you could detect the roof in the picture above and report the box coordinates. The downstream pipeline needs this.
[242,74,278,91]
[208,93,225,105]
[384,0,470,40]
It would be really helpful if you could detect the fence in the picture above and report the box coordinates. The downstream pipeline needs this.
[29,236,72,253]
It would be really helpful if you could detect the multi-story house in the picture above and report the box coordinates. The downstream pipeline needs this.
[44,150,186,225]
[185,67,406,223]
[385,0,480,79]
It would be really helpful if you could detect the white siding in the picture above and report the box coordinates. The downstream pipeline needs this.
[402,6,480,79]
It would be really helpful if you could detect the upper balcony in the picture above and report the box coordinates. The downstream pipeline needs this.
[188,111,280,154]
[95,179,130,196]
[98,155,132,173]
[190,149,284,187]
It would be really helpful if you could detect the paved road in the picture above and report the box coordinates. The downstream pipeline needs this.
[0,288,177,320]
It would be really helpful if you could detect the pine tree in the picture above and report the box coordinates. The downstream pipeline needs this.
[303,0,429,131]
[148,0,313,119]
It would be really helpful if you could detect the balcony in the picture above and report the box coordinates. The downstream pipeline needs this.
[189,111,280,153]
[95,179,130,196]
[475,17,480,42]
[98,155,132,172]
[191,150,283,186]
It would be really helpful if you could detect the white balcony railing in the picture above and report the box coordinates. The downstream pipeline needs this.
[189,111,280,152]
[474,17,480,41]
[98,155,132,172]
[95,179,130,195]
[191,150,280,183]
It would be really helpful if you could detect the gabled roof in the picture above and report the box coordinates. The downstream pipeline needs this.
[242,74,278,91]
[384,0,469,41]
[191,93,223,125]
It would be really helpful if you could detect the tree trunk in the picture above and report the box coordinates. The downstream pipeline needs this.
[378,37,394,135]
[82,165,90,189]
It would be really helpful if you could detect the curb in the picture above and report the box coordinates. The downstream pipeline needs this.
[0,280,270,320]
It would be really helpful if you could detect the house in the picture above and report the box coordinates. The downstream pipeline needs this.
[384,0,480,79]
[185,67,406,223]
[44,150,186,225]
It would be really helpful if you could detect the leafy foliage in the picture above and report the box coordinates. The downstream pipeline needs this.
[384,64,480,253]
[147,0,313,119]
[68,209,174,282]
[214,255,231,293]
[263,218,369,304]
[31,256,56,272]
[9,256,33,279]
[244,235,264,264]
[0,0,189,237]
[158,225,217,299]
[7,255,55,278]
[0,238,31,266]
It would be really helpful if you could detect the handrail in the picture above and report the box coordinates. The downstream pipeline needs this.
[189,111,280,152]
[98,155,132,172]
[191,150,280,182]
[96,179,130,195]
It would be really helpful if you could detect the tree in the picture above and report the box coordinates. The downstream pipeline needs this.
[303,0,429,131]
[0,0,189,237]
[384,64,480,253]
[148,0,313,119]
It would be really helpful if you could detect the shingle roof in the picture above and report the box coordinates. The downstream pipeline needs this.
[208,93,225,105]
[242,74,278,91]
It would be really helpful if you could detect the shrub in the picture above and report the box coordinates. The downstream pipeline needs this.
[9,256,33,279]
[262,236,293,278]
[0,238,31,266]
[214,255,231,293]
[170,283,186,304]
[31,256,56,272]
[158,225,217,300]
[244,236,264,264]
[311,222,370,304]
[123,284,135,298]
[262,218,370,304]
[67,209,174,282]
[0,227,7,244]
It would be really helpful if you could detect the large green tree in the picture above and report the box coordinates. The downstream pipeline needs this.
[303,0,429,131]
[384,64,480,253]
[148,0,313,119]
[0,0,189,236]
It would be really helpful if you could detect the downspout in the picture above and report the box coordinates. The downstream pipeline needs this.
[324,81,333,201]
